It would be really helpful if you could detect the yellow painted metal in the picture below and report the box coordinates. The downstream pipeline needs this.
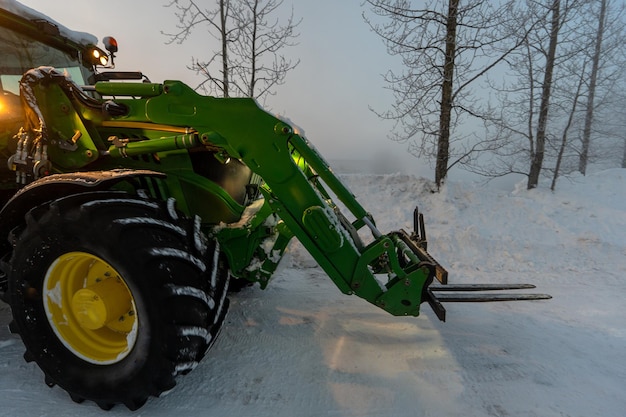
[71,277,132,330]
[43,252,138,364]
[100,120,197,134]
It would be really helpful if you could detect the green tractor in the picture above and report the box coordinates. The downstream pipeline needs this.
[0,0,549,410]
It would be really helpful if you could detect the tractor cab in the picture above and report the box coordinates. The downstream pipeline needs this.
[0,2,111,91]
[0,0,117,198]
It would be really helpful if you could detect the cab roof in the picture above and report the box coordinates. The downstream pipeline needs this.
[0,0,98,46]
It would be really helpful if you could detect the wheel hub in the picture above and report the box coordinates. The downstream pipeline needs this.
[43,252,138,364]
[71,277,132,330]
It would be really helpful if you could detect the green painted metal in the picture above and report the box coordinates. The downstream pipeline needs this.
[95,82,163,97]
[11,75,440,317]
[98,80,437,315]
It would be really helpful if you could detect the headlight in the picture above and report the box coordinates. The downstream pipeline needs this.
[86,46,109,67]
[0,93,24,123]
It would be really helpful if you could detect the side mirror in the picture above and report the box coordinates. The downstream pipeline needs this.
[102,36,119,68]
[103,36,118,54]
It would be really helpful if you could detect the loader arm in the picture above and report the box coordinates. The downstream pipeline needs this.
[94,80,443,317]
[25,76,438,316]
[13,73,549,320]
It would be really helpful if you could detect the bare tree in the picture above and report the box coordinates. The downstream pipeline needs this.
[162,0,300,101]
[475,0,600,189]
[364,0,531,189]
[163,0,236,97]
[527,0,560,189]
[551,58,586,191]
[576,0,626,174]
[578,0,607,175]
[229,0,300,99]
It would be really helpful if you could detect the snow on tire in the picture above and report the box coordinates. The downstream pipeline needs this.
[7,191,229,410]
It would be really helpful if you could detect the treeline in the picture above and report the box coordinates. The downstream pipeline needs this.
[364,0,626,189]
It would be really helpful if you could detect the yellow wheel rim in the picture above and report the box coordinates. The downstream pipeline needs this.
[43,252,138,365]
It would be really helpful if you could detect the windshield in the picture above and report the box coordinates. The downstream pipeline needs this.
[0,25,92,95]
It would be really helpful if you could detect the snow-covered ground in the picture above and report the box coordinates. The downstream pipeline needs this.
[0,170,624,416]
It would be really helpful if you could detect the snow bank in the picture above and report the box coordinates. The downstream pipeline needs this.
[0,170,624,416]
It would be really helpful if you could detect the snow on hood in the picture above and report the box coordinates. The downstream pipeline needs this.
[0,0,98,46]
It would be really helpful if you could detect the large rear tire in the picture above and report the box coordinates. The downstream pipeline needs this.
[7,191,229,410]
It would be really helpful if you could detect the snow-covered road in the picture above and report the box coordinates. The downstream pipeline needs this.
[1,171,624,416]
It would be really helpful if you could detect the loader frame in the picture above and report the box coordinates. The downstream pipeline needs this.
[6,70,448,317]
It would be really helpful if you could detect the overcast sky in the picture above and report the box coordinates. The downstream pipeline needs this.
[18,0,430,175]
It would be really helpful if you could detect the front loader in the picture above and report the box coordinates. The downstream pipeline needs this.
[0,1,550,410]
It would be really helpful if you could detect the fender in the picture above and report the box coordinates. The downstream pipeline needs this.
[0,169,166,254]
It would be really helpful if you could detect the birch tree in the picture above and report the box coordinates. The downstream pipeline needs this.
[576,0,626,174]
[578,0,606,175]
[163,0,300,101]
[551,58,586,190]
[527,0,560,189]
[477,0,594,189]
[364,0,530,188]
